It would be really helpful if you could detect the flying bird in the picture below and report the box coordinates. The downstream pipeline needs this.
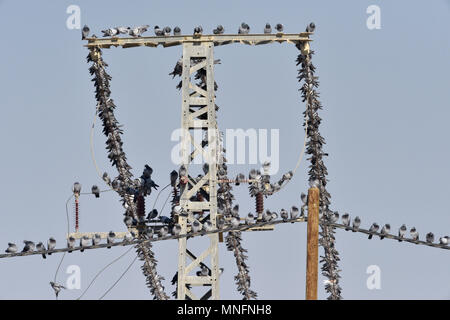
[81,25,90,40]
[173,26,181,36]
[368,223,379,239]
[426,232,434,243]
[107,231,115,248]
[264,23,272,34]
[91,185,100,198]
[342,213,350,230]
[398,224,407,242]
[380,224,390,240]
[22,241,35,253]
[275,23,284,33]
[47,237,56,254]
[36,242,46,259]
[5,243,17,254]
[352,216,361,232]
[213,25,224,34]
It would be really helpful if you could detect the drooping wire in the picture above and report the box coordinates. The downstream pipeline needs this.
[99,255,138,300]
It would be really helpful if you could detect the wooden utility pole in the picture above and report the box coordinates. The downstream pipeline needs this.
[306,187,319,300]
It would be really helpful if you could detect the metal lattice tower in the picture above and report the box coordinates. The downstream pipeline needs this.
[177,42,220,300]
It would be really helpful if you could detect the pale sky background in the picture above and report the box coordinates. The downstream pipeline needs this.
[0,0,449,300]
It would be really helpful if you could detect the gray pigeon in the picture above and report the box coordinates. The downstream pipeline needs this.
[280,209,288,221]
[380,224,390,240]
[196,265,209,277]
[203,221,214,232]
[173,26,181,36]
[92,233,101,245]
[306,22,316,33]
[22,240,35,253]
[352,216,361,232]
[124,216,133,228]
[129,25,149,37]
[231,205,239,217]
[171,224,182,236]
[47,237,56,255]
[116,26,130,34]
[80,235,90,252]
[170,170,178,186]
[245,213,255,225]
[342,213,350,230]
[102,172,111,185]
[154,25,164,36]
[410,227,419,241]
[213,25,224,34]
[147,209,158,221]
[238,22,250,34]
[36,242,46,259]
[439,236,448,245]
[107,231,115,248]
[67,237,75,253]
[368,223,379,239]
[163,26,172,36]
[398,224,407,242]
[275,23,284,33]
[72,182,81,195]
[192,220,202,233]
[193,26,203,36]
[5,243,17,253]
[159,226,169,237]
[426,232,434,243]
[101,28,119,37]
[230,217,240,228]
[290,206,300,220]
[264,23,272,34]
[82,25,90,40]
[91,185,100,198]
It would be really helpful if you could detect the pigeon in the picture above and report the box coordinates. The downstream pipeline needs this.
[231,205,239,217]
[163,26,172,36]
[238,22,250,34]
[213,25,224,35]
[196,265,209,277]
[352,216,361,232]
[280,209,288,221]
[123,232,133,243]
[398,224,407,241]
[154,25,164,36]
[271,212,278,220]
[262,210,272,222]
[330,211,339,223]
[290,206,300,220]
[50,282,66,299]
[67,237,75,253]
[101,28,119,37]
[426,232,434,243]
[91,185,100,198]
[22,241,35,253]
[217,218,225,229]
[368,223,379,239]
[173,26,181,36]
[145,227,154,238]
[102,172,111,185]
[159,216,172,224]
[380,224,390,240]
[116,26,130,34]
[179,165,187,177]
[192,220,202,233]
[342,213,350,230]
[300,193,308,205]
[124,216,133,228]
[80,236,90,252]
[111,179,120,191]
[129,25,149,37]
[306,22,316,33]
[93,233,101,246]
[230,217,240,228]
[81,25,90,40]
[171,224,182,236]
[264,23,272,34]
[262,161,271,174]
[275,23,284,33]
[47,237,56,255]
[147,209,158,221]
[439,236,448,245]
[194,26,203,36]
[36,242,46,259]
[107,231,115,248]
[5,243,17,254]
[159,226,169,237]
[72,182,81,195]
[249,169,258,180]
[245,213,255,225]
[170,170,178,187]
[410,227,419,241]
[309,179,319,188]
[203,221,214,232]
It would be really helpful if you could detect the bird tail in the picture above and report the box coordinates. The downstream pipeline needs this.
[42,254,47,259]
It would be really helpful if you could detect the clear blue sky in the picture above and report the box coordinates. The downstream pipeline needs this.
[0,0,449,299]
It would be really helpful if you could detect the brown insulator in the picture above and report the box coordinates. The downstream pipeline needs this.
[172,187,179,206]
[255,192,264,216]
[75,196,79,232]
[136,195,145,217]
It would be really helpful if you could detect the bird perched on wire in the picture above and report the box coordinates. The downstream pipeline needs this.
[102,172,111,185]
[129,25,149,37]
[342,213,350,230]
[107,231,115,248]
[22,240,35,253]
[368,223,379,239]
[147,209,158,221]
[290,206,300,221]
[81,25,90,40]
[72,182,81,196]
[280,209,288,221]
[124,216,133,228]
[352,216,361,232]
[203,220,213,232]
[213,25,224,34]
[116,26,130,35]
[196,265,209,277]
[398,224,407,242]
[230,217,240,228]
[264,23,272,34]
[275,23,284,33]
[163,26,172,36]
[154,25,164,36]
[246,213,255,225]
[330,211,339,223]
[36,242,46,259]
[101,28,119,37]
[380,224,390,240]
[231,205,239,217]
[159,226,169,238]
[159,216,172,224]
[426,232,434,243]
[191,220,202,233]
[50,282,66,299]
[306,22,316,33]
[410,227,419,241]
[67,237,75,253]
[171,224,182,236]
[123,232,133,243]
[92,233,101,246]
[47,237,56,255]
[170,170,179,187]
[80,236,90,252]
[262,210,272,222]
[217,218,225,230]
[5,243,17,253]
[91,185,100,198]
[193,26,203,36]
[238,22,250,34]
[173,26,181,36]
[439,236,449,245]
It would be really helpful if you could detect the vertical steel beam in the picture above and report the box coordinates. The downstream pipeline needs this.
[177,41,220,300]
